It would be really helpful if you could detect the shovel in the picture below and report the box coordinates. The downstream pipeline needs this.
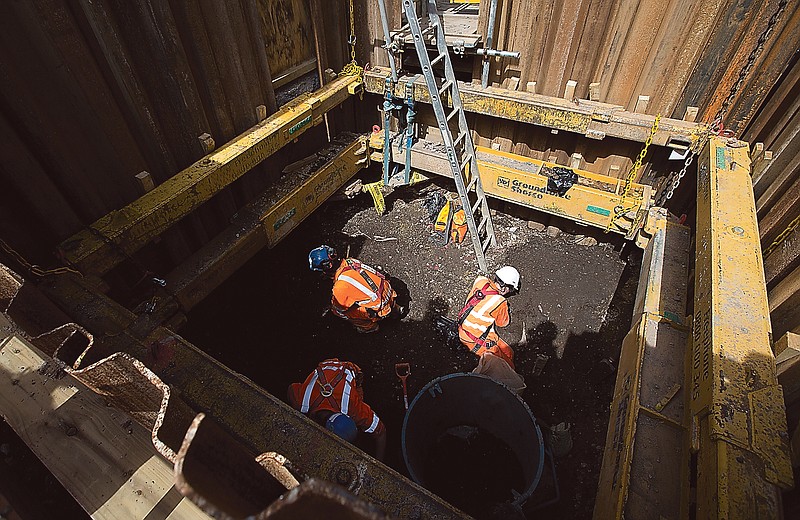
[395,362,411,410]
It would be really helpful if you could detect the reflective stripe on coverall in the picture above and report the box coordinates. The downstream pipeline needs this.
[287,359,384,435]
[458,276,515,369]
[331,258,397,332]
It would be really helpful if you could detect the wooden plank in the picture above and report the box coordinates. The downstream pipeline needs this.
[769,263,800,339]
[563,79,577,100]
[764,223,800,288]
[256,0,315,79]
[684,106,698,122]
[634,95,650,114]
[589,82,601,101]
[135,172,155,194]
[759,176,800,245]
[775,331,800,360]
[0,329,209,520]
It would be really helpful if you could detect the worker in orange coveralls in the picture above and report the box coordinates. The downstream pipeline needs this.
[308,245,403,333]
[287,358,386,460]
[457,266,521,369]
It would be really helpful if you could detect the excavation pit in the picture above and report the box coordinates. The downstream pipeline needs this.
[182,176,639,518]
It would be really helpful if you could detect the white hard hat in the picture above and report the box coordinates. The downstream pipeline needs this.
[495,266,520,291]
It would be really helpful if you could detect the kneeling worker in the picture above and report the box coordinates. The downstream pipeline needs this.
[287,359,386,459]
[309,245,400,333]
[458,266,521,369]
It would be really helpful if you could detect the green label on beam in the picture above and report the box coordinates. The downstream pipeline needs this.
[587,205,610,216]
[716,147,726,169]
[288,115,312,135]
[273,207,296,230]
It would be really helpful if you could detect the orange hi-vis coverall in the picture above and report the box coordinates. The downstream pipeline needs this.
[287,359,385,436]
[331,258,397,332]
[458,275,515,369]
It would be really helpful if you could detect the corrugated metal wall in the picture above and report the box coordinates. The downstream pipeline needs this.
[0,0,348,267]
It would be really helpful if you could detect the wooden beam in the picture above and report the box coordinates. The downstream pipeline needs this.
[634,95,650,114]
[684,107,698,122]
[764,223,800,287]
[134,171,155,194]
[769,262,800,339]
[0,321,210,520]
[589,82,601,102]
[563,80,577,100]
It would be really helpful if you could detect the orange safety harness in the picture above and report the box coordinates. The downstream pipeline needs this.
[309,366,347,411]
[457,282,500,352]
[339,259,391,313]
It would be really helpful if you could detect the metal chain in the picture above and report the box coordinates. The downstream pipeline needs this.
[656,149,696,206]
[0,238,82,278]
[764,213,800,258]
[622,114,661,200]
[606,115,660,231]
[713,0,787,125]
[340,0,364,80]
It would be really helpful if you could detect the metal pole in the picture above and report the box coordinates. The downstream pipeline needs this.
[376,0,398,82]
[481,0,499,88]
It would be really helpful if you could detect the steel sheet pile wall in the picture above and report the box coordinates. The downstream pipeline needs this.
[363,1,799,181]
[0,0,346,270]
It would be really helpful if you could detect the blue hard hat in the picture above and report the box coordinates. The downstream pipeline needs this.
[308,245,336,271]
[326,412,358,442]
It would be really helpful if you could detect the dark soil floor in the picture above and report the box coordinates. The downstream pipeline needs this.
[183,175,641,519]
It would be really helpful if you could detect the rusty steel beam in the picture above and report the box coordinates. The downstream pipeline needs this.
[36,272,468,519]
[59,75,361,277]
[364,67,705,147]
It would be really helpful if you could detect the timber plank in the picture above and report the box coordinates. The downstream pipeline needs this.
[769,263,800,339]
[0,327,209,520]
[764,224,800,288]
[759,176,800,246]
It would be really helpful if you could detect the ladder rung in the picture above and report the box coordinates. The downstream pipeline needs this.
[431,52,447,66]
[447,106,460,122]
[471,198,482,214]
[459,153,473,172]
[478,215,489,233]
[421,24,436,35]
[482,236,492,253]
[438,79,453,97]
[466,176,477,191]
[453,132,466,149]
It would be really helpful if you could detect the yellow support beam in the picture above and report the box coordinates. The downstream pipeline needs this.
[370,135,651,238]
[165,135,369,312]
[59,75,360,276]
[691,136,793,519]
[594,209,692,519]
[363,68,705,147]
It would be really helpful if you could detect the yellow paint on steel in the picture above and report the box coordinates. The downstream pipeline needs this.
[261,137,368,247]
[369,134,651,237]
[363,68,705,146]
[59,75,360,276]
[691,136,793,518]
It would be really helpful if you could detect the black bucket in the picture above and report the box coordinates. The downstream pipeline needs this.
[402,373,544,516]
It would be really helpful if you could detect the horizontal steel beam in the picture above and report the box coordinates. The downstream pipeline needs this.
[371,135,651,237]
[165,135,368,312]
[59,75,360,276]
[364,68,704,147]
[691,136,793,518]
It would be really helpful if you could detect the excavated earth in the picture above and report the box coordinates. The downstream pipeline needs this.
[184,174,640,519]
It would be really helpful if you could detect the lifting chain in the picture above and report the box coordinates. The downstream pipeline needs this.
[655,149,696,206]
[340,0,364,81]
[0,238,81,278]
[622,114,660,201]
[606,115,660,232]
[764,213,800,258]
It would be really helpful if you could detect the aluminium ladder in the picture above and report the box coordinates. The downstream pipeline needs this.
[400,0,496,272]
